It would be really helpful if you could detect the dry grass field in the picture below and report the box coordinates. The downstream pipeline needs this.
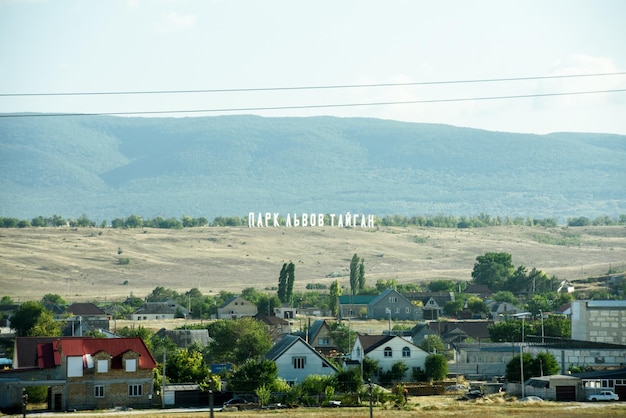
[0,225,624,303]
[18,395,626,417]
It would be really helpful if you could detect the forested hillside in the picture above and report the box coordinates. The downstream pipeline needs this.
[1,114,625,222]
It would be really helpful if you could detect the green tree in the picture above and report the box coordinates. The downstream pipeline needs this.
[277,263,288,303]
[329,279,342,317]
[527,294,551,317]
[362,357,380,381]
[40,293,66,306]
[205,317,272,365]
[505,352,533,382]
[166,348,210,384]
[471,252,515,291]
[419,334,445,354]
[428,280,457,292]
[358,258,366,291]
[230,359,278,393]
[488,320,521,342]
[542,315,571,338]
[492,291,518,304]
[0,295,14,305]
[29,309,61,336]
[125,214,143,228]
[336,367,362,393]
[286,261,295,305]
[349,253,360,295]
[10,301,58,337]
[443,300,464,317]
[424,354,448,381]
[466,296,488,315]
[528,352,559,377]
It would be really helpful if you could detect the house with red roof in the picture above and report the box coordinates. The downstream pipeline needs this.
[0,337,156,412]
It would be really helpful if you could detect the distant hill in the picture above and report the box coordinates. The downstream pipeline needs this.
[1,114,625,222]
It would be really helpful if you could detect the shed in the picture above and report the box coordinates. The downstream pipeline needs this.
[523,374,581,401]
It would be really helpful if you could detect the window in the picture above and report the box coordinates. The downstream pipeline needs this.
[384,347,393,357]
[389,296,397,303]
[126,358,137,372]
[402,347,411,358]
[405,307,410,314]
[395,307,400,314]
[94,385,104,398]
[293,357,306,369]
[128,384,143,397]
[67,356,83,377]
[97,359,108,373]
[318,337,330,346]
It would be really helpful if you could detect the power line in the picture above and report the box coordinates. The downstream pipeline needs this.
[1,88,625,118]
[1,72,625,97]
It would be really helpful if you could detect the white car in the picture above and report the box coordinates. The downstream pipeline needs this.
[586,390,619,401]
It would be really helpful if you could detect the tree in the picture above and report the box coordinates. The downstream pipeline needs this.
[444,300,464,317]
[488,320,521,342]
[527,294,551,316]
[336,367,362,393]
[542,315,571,338]
[286,261,295,305]
[466,296,488,315]
[492,291,518,304]
[329,279,342,317]
[471,252,514,291]
[362,357,379,381]
[229,359,278,393]
[424,354,448,381]
[205,317,272,365]
[428,280,457,292]
[10,301,60,337]
[277,263,288,303]
[29,310,62,336]
[349,254,360,295]
[505,352,558,381]
[358,258,366,291]
[419,335,445,354]
[40,293,66,306]
[166,348,210,384]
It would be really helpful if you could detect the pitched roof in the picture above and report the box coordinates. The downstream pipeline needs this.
[66,303,106,316]
[264,335,339,371]
[254,313,289,326]
[356,333,395,354]
[15,337,157,370]
[338,294,377,305]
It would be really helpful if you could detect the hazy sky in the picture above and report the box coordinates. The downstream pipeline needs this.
[1,0,625,134]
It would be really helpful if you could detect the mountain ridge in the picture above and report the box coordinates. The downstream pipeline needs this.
[1,114,625,222]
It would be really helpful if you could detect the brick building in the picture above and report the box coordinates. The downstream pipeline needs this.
[0,337,156,412]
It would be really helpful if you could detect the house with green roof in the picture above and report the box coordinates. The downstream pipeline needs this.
[338,288,421,321]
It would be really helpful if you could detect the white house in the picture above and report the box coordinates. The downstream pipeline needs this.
[264,335,339,384]
[217,296,258,319]
[351,334,429,382]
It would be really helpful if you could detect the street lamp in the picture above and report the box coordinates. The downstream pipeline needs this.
[513,312,531,398]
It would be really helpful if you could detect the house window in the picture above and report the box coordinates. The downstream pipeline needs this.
[94,385,104,398]
[395,308,400,314]
[402,347,411,358]
[384,347,393,357]
[125,358,137,372]
[389,296,397,303]
[405,307,410,314]
[128,384,143,397]
[318,337,330,346]
[293,357,306,369]
[97,359,108,373]
[67,356,83,377]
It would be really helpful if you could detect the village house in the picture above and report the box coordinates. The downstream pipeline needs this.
[403,291,455,320]
[0,336,156,412]
[253,313,291,341]
[351,333,429,382]
[217,296,258,319]
[131,299,189,321]
[264,335,338,384]
[339,288,421,321]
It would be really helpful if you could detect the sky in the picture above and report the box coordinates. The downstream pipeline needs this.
[1,0,626,135]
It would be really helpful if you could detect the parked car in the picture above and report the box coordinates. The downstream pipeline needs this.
[586,391,619,401]
[223,398,248,408]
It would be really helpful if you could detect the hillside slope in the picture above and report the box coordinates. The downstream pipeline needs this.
[1,115,625,220]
